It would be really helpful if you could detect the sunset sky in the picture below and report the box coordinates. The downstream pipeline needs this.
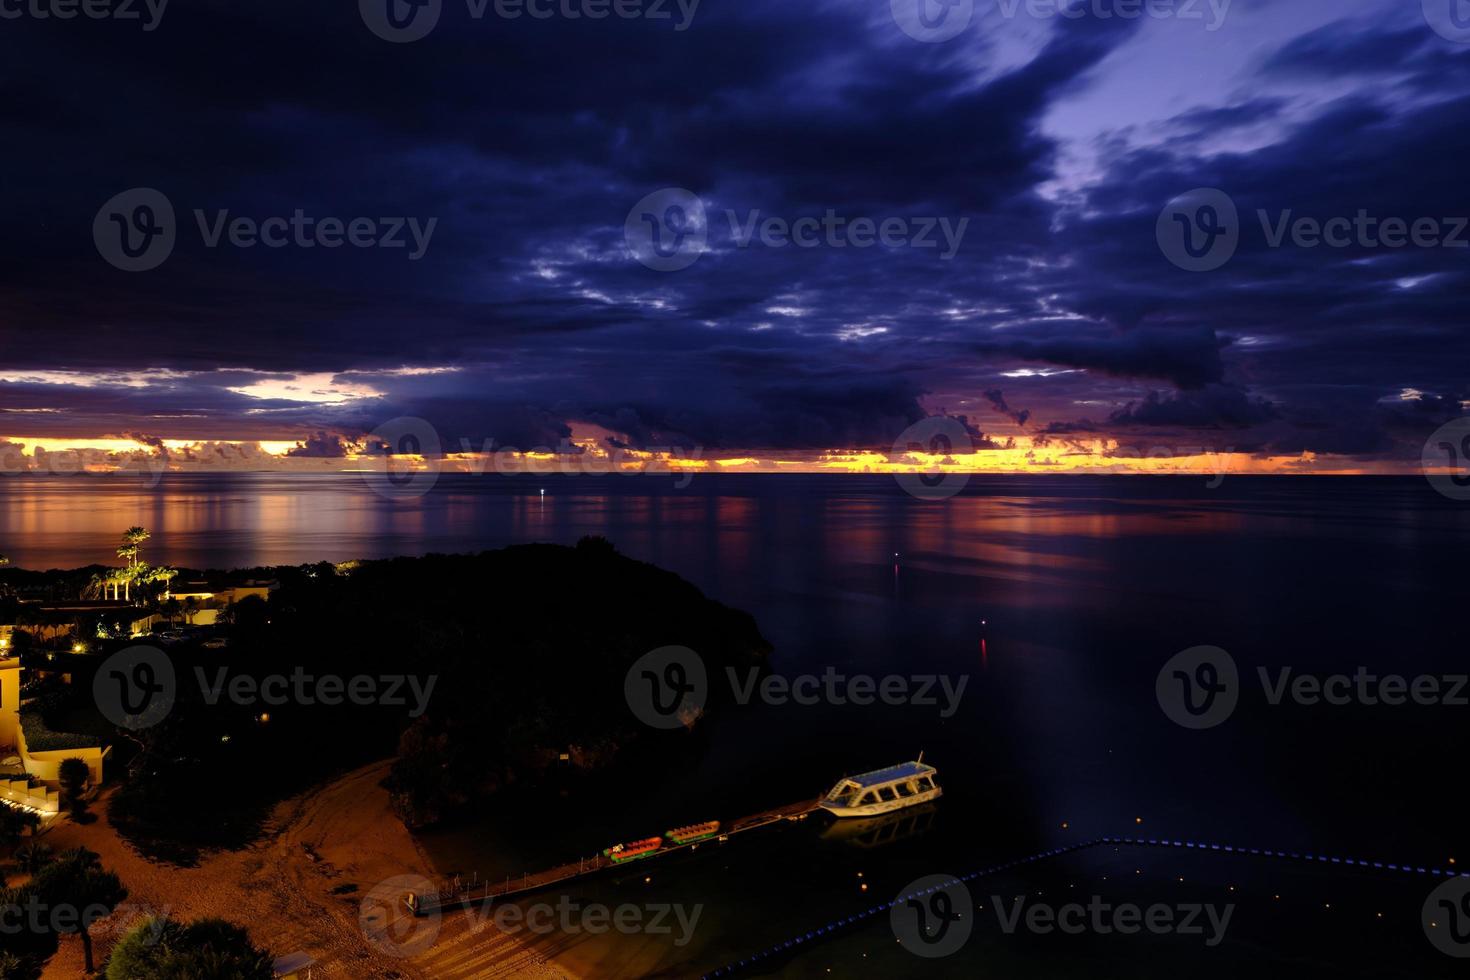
[2,0,1467,475]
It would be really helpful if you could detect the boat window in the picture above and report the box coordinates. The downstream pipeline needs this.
[858,791,876,806]
[896,781,915,797]
[918,777,934,790]
[878,786,897,802]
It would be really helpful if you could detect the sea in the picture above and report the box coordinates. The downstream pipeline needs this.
[1,472,1465,977]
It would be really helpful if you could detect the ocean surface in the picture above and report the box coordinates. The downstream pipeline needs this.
[2,472,1466,977]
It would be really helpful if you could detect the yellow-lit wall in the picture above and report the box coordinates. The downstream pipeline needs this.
[0,659,19,748]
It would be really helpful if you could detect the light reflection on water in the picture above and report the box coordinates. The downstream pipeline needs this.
[3,473,1467,975]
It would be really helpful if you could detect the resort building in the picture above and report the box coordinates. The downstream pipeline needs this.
[0,655,108,815]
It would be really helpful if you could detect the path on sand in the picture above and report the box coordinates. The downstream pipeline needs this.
[36,761,566,979]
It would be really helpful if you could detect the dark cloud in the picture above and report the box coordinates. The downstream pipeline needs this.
[0,4,1466,461]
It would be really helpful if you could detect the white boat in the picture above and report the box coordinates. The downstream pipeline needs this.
[818,759,941,818]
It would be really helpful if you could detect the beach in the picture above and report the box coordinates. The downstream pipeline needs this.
[35,761,568,979]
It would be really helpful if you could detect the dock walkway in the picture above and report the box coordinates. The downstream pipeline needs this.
[409,797,821,916]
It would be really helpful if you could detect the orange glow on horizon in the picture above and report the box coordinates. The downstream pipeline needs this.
[0,433,1398,476]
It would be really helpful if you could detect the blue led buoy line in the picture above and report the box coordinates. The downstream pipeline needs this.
[701,834,1470,978]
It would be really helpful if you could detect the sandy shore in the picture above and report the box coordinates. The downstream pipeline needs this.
[36,761,570,979]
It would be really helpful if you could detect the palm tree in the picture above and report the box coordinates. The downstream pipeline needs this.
[30,848,126,974]
[13,841,54,875]
[107,916,273,979]
[58,758,91,818]
[115,527,150,602]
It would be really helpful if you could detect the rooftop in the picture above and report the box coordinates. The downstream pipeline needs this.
[843,761,936,788]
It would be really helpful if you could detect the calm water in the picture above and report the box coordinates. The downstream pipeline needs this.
[3,473,1466,976]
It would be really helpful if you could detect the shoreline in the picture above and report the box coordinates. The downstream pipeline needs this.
[35,760,568,979]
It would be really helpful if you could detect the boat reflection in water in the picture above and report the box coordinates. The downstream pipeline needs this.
[818,801,938,849]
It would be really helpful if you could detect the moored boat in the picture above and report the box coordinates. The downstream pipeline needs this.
[603,836,663,863]
[818,759,941,818]
[665,820,720,844]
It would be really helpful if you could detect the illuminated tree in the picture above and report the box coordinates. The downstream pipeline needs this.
[114,527,150,602]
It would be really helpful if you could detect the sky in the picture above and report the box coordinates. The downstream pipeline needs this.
[1,0,1468,475]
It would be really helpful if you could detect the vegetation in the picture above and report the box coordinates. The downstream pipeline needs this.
[58,758,91,820]
[0,848,126,976]
[0,806,39,846]
[17,709,97,753]
[105,916,272,979]
[12,842,53,876]
[105,539,769,859]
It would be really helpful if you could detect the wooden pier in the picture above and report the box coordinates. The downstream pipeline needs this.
[409,797,822,917]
